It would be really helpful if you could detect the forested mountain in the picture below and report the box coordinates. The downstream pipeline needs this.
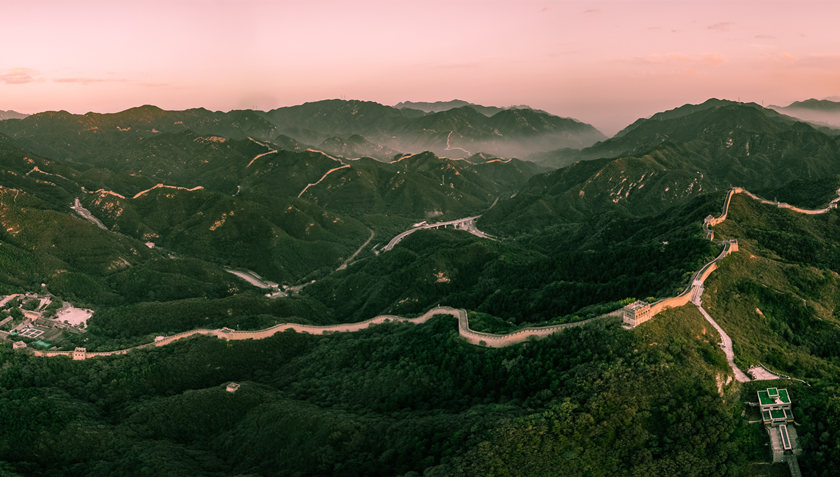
[393,106,605,158]
[3,98,840,475]
[702,193,840,473]
[318,134,401,161]
[485,99,840,231]
[0,110,545,311]
[0,110,27,120]
[394,99,536,116]
[0,100,603,162]
[772,98,840,130]
[265,100,605,158]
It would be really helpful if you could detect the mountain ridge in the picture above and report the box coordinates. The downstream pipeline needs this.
[0,109,28,120]
[483,99,840,231]
[0,99,604,162]
[394,99,541,116]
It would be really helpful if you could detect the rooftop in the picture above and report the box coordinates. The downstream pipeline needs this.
[626,300,649,311]
[758,387,791,406]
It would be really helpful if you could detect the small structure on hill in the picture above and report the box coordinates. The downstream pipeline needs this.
[623,300,652,327]
[72,347,87,361]
[226,382,240,393]
[758,387,794,424]
[12,341,26,350]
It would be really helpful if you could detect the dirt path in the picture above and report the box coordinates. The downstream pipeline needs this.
[337,229,374,271]
[692,285,751,382]
[445,131,472,157]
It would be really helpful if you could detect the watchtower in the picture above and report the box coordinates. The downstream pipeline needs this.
[623,300,652,327]
[72,347,87,361]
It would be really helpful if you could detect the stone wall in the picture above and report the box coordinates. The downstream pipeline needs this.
[21,187,839,356]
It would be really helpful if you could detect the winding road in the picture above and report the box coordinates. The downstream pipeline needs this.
[382,216,494,252]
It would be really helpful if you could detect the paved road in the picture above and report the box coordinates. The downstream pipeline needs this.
[224,268,278,289]
[786,455,802,477]
[382,216,492,251]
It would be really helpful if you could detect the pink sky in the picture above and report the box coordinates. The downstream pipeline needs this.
[2,0,840,134]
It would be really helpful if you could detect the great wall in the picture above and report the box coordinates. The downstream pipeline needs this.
[15,187,840,369]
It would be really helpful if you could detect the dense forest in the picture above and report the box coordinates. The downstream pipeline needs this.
[703,194,840,475]
[304,194,721,328]
[0,308,769,476]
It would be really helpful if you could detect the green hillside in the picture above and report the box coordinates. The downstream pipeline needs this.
[484,100,840,232]
[697,193,840,473]
[0,304,754,476]
[305,194,719,324]
[318,134,401,161]
[5,98,840,475]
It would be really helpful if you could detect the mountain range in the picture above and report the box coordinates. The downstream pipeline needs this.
[772,98,840,130]
[484,99,840,231]
[0,110,27,121]
[3,97,840,313]
[2,97,840,475]
[394,99,540,116]
[0,100,604,164]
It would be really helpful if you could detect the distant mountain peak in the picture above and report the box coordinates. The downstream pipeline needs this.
[126,104,164,112]
[394,99,538,117]
[770,98,840,130]
[781,98,840,111]
[0,109,28,120]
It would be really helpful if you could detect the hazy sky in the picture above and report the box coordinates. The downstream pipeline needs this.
[2,0,839,134]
